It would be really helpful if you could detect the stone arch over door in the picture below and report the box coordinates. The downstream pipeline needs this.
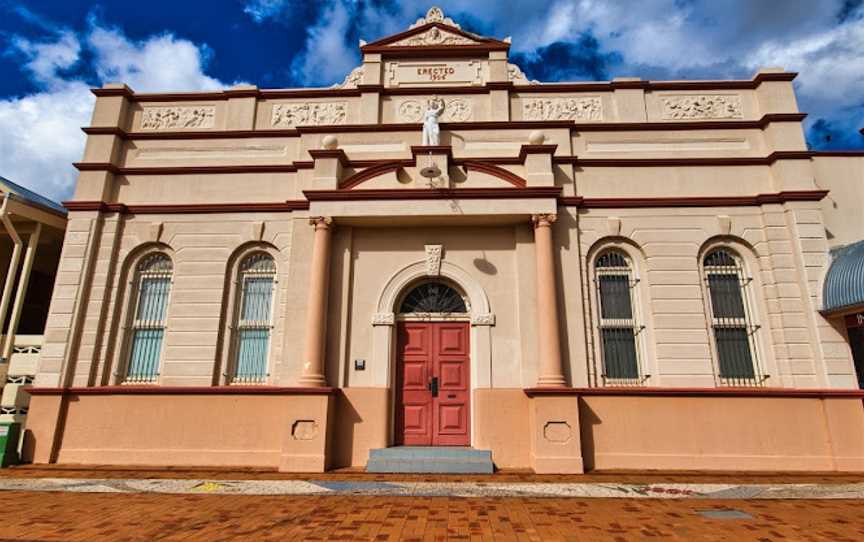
[369,259,495,392]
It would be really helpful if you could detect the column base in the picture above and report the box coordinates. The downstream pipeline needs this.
[536,375,567,387]
[298,374,327,387]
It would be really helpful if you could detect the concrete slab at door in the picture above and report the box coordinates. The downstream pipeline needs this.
[396,322,471,446]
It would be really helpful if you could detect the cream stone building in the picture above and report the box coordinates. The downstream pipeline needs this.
[22,7,864,473]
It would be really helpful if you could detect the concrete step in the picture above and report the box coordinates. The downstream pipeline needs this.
[367,446,494,474]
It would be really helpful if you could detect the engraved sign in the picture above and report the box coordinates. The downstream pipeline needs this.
[386,60,484,88]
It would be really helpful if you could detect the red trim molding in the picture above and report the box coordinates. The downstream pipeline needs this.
[63,201,310,214]
[28,386,336,396]
[573,151,813,167]
[410,145,454,161]
[304,187,561,201]
[560,190,828,208]
[461,161,527,188]
[524,386,864,398]
[73,163,300,175]
[339,162,407,189]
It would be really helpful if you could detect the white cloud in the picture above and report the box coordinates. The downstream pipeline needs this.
[243,0,289,23]
[289,1,357,86]
[0,21,233,201]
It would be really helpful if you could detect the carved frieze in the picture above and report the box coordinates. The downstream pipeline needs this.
[271,102,347,128]
[391,27,475,46]
[398,98,472,122]
[660,95,743,120]
[140,106,215,130]
[332,66,363,89]
[522,97,602,121]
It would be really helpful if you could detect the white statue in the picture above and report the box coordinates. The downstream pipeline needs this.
[421,97,444,146]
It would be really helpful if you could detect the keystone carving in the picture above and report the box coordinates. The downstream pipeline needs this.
[425,244,443,276]
[523,97,602,121]
[140,106,215,130]
[271,102,347,128]
[661,95,743,120]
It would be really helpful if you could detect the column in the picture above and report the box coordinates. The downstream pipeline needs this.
[532,214,566,387]
[2,223,41,360]
[299,217,333,387]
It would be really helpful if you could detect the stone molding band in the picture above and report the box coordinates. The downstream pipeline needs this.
[81,113,809,140]
[27,386,337,396]
[523,387,864,398]
[62,190,829,215]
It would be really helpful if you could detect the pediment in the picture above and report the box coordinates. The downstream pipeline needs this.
[361,7,509,52]
[389,26,480,47]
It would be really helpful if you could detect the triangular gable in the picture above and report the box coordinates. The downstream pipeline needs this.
[361,7,509,52]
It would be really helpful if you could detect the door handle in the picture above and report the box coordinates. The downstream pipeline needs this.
[429,377,439,397]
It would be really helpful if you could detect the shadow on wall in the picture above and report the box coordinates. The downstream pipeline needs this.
[332,391,363,468]
[578,397,601,472]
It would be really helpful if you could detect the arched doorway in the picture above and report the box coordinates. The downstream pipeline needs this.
[394,280,471,446]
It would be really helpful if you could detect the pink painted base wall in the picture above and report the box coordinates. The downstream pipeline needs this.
[25,392,333,472]
[580,395,864,471]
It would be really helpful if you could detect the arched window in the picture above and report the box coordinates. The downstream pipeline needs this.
[399,281,467,314]
[594,250,642,382]
[231,253,277,383]
[702,248,761,385]
[125,253,173,383]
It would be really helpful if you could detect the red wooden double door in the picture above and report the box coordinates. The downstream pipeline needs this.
[395,322,470,446]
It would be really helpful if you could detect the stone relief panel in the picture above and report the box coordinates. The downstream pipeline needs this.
[391,27,476,46]
[140,106,216,130]
[271,102,348,128]
[332,66,363,89]
[522,97,602,121]
[660,95,743,120]
[508,63,538,85]
[397,98,472,122]
[425,244,443,276]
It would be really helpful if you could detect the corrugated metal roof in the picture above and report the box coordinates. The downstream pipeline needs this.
[0,176,67,215]
[823,239,864,313]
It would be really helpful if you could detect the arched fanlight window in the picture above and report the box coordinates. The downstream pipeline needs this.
[702,248,761,385]
[399,281,467,314]
[125,253,173,383]
[594,250,642,382]
[231,252,277,384]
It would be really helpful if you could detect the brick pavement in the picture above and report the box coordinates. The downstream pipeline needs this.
[0,491,862,541]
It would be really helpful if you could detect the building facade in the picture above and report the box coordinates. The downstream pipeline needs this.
[23,7,864,472]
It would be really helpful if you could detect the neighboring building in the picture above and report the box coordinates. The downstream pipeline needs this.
[22,7,864,472]
[0,177,66,427]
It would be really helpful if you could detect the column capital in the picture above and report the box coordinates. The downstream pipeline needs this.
[531,213,557,228]
[309,216,334,230]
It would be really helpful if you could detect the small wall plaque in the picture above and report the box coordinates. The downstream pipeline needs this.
[354,359,366,371]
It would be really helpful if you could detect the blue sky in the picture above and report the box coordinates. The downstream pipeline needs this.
[1,0,863,201]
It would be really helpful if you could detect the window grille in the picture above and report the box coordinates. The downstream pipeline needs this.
[702,249,762,386]
[125,253,172,383]
[231,253,277,384]
[594,251,643,384]
[399,281,467,314]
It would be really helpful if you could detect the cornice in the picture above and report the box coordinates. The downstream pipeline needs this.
[303,187,562,202]
[88,73,798,103]
[62,201,310,214]
[559,190,829,208]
